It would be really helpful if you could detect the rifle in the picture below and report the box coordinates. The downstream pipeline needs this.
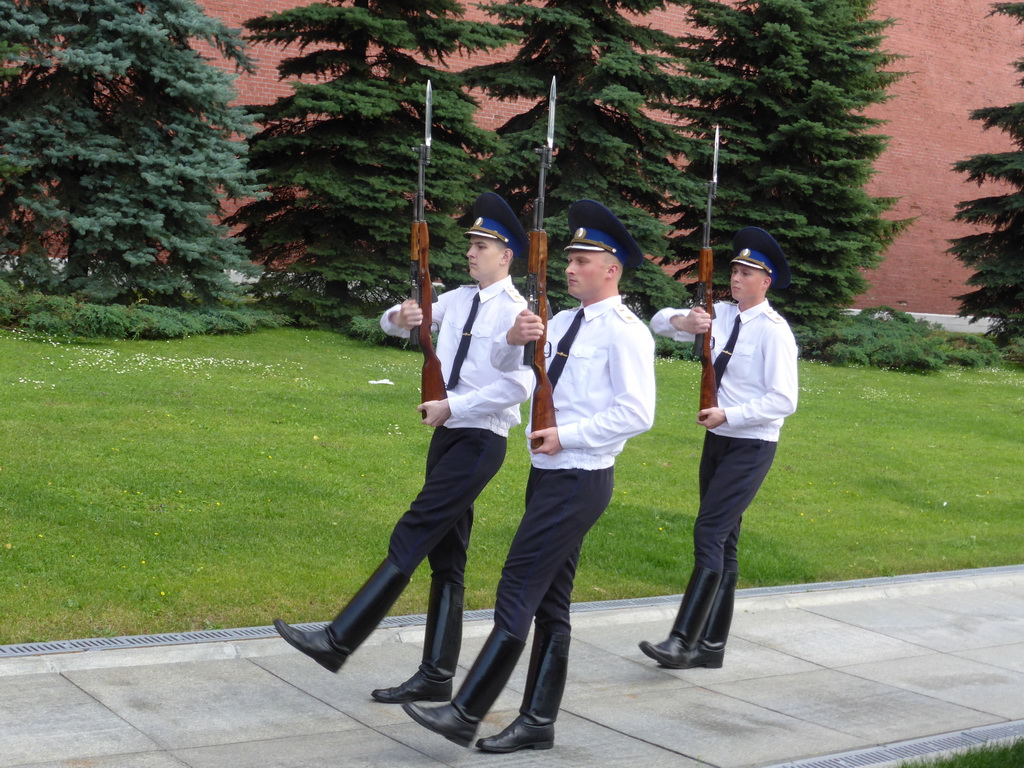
[523,77,557,449]
[409,81,446,414]
[695,125,720,411]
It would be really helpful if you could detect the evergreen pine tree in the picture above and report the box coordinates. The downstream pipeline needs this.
[1,41,24,182]
[670,0,907,330]
[231,1,517,328]
[0,0,261,305]
[950,3,1024,341]
[463,0,702,317]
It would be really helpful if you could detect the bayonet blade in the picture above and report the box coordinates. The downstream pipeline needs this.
[546,77,557,149]
[711,125,720,184]
[425,80,433,147]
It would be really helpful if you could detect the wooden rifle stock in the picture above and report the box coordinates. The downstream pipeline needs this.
[524,229,555,448]
[409,220,446,412]
[696,125,720,412]
[695,245,718,411]
[522,76,557,448]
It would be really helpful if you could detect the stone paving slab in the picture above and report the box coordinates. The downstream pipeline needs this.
[575,684,864,767]
[955,640,1024,673]
[566,614,824,686]
[704,667,995,743]
[841,653,1024,720]
[253,631,531,729]
[66,658,360,751]
[725,607,934,668]
[252,640,432,729]
[379,712,708,768]
[561,632,701,701]
[2,567,1023,768]
[0,673,159,767]
[806,589,1024,652]
[174,728,447,768]
[24,755,187,768]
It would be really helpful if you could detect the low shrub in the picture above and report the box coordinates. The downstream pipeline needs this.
[0,282,286,339]
[1002,337,1024,366]
[348,314,406,348]
[939,333,1003,368]
[798,307,949,371]
[0,279,16,324]
[653,333,696,361]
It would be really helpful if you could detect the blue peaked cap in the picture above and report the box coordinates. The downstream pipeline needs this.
[731,227,790,290]
[464,192,528,259]
[564,199,645,268]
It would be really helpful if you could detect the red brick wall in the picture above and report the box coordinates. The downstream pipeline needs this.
[860,0,1023,314]
[198,0,304,105]
[204,0,1024,316]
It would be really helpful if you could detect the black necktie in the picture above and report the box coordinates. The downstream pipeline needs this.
[446,293,480,389]
[547,309,585,390]
[713,315,741,390]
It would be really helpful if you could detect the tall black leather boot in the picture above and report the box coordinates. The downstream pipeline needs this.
[403,627,525,748]
[476,629,570,753]
[689,570,738,669]
[371,581,464,703]
[638,566,721,669]
[273,560,409,673]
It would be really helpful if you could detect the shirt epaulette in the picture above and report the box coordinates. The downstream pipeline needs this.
[764,308,784,324]
[613,303,640,324]
[504,283,525,302]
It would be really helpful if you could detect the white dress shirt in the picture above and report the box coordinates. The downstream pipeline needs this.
[493,294,656,470]
[381,276,532,437]
[651,300,798,442]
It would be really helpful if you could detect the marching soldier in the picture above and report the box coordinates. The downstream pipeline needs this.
[273,194,532,702]
[640,227,798,670]
[404,199,657,752]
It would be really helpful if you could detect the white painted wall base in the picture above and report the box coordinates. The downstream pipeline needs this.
[849,309,992,334]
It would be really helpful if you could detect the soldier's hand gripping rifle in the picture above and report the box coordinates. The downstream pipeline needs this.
[523,77,557,449]
[695,126,720,411]
[409,81,446,415]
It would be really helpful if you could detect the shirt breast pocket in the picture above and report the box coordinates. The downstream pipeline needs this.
[733,341,756,357]
[566,343,598,381]
[471,318,494,339]
[442,312,461,334]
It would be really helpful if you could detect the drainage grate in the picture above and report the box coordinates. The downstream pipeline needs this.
[0,625,286,658]
[761,721,1024,768]
[3,564,1021,660]
[0,593,688,659]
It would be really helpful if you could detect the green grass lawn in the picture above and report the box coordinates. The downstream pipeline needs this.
[906,740,1024,768]
[1,327,1021,644]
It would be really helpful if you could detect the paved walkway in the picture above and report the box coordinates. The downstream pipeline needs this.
[2,566,1024,768]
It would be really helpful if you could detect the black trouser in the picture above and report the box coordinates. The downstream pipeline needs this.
[386,426,507,583]
[693,432,777,573]
[493,466,615,640]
